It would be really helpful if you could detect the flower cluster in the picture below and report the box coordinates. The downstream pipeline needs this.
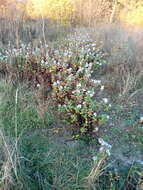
[43,33,111,138]
[1,31,112,139]
[98,138,112,156]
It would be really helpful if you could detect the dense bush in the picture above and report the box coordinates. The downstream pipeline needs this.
[0,33,111,139]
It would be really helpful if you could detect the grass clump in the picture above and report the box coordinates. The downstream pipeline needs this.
[0,130,94,190]
[0,80,54,136]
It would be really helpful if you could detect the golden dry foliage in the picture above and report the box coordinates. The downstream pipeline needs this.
[72,0,112,25]
[119,0,143,26]
[26,0,74,24]
[0,0,27,18]
[26,0,113,25]
[1,0,143,27]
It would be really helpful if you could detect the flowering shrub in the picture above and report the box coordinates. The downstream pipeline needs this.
[0,32,111,139]
[41,34,111,138]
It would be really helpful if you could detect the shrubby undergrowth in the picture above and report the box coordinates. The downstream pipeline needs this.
[0,29,143,190]
[0,32,111,139]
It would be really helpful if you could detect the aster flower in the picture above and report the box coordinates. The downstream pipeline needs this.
[98,138,112,149]
[92,156,97,161]
[106,115,110,120]
[41,60,44,64]
[98,138,112,156]
[140,116,143,122]
[77,83,82,88]
[77,104,82,109]
[103,98,108,104]
[100,85,104,91]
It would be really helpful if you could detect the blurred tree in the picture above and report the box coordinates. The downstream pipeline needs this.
[0,0,7,6]
[26,0,74,25]
[1,0,143,26]
[119,0,143,26]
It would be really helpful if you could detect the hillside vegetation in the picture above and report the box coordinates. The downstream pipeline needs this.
[0,0,143,190]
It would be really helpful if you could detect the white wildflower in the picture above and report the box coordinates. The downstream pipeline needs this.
[77,83,82,88]
[93,127,98,132]
[41,60,44,64]
[86,90,94,97]
[92,156,97,161]
[56,80,60,85]
[72,90,76,94]
[90,92,94,97]
[53,82,57,86]
[77,67,84,73]
[106,149,111,156]
[67,68,72,72]
[106,115,110,120]
[100,85,104,91]
[96,61,100,65]
[57,62,60,65]
[77,104,82,109]
[13,48,17,52]
[37,84,40,88]
[88,62,93,68]
[99,146,104,153]
[100,147,111,156]
[98,138,112,149]
[103,98,108,104]
[85,62,89,68]
[54,50,59,54]
[67,74,73,81]
[140,116,143,122]
[86,90,90,94]
[76,89,80,94]
[92,79,101,84]
[64,52,68,56]
[98,138,104,145]
[86,74,91,78]
[92,43,96,47]
[93,112,97,117]
[59,86,63,90]
[99,138,112,156]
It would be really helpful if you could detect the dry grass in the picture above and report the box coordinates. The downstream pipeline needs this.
[0,17,69,47]
[85,153,108,190]
[89,23,143,100]
[0,129,21,190]
[0,85,22,190]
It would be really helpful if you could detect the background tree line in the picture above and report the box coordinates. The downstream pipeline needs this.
[0,0,143,26]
